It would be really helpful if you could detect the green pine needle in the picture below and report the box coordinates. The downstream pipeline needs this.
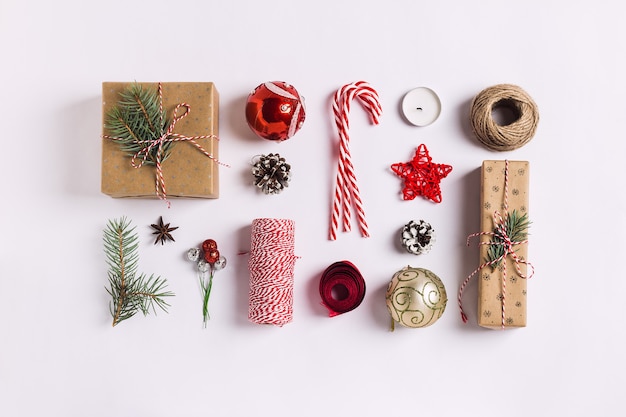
[104,83,173,165]
[486,210,530,268]
[103,217,174,327]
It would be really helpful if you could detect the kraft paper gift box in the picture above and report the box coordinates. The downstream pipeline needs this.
[478,160,530,329]
[101,82,220,199]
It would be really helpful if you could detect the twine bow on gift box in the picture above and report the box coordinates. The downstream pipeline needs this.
[104,82,227,206]
[457,160,534,329]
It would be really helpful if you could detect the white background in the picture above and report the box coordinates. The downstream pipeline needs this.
[1,1,624,416]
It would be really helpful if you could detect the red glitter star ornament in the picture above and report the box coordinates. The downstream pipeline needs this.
[391,144,453,203]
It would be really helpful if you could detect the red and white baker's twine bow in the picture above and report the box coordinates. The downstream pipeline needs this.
[457,160,534,329]
[329,81,382,240]
[248,218,298,326]
[105,82,227,207]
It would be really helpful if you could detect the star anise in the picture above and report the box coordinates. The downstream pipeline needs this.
[151,216,178,245]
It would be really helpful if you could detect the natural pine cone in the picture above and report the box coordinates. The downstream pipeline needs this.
[252,153,291,194]
[401,220,436,255]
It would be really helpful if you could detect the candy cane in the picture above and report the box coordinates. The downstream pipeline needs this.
[329,81,382,240]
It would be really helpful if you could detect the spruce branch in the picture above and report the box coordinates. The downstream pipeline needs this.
[103,217,174,327]
[104,83,173,165]
[487,210,530,268]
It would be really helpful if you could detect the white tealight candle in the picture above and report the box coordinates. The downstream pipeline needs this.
[401,87,441,126]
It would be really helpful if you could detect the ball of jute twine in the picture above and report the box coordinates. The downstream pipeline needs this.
[470,84,539,151]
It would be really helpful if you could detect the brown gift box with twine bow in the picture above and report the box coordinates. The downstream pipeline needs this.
[478,160,530,329]
[101,82,219,199]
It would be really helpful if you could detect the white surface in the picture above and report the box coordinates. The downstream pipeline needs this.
[1,1,625,416]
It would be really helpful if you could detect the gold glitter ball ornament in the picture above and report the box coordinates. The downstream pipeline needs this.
[385,266,447,329]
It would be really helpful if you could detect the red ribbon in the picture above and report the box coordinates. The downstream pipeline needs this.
[319,261,366,317]
[105,82,226,206]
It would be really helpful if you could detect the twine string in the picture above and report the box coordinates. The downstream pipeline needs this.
[470,84,539,151]
[457,160,534,328]
[105,82,228,206]
[329,81,382,240]
[248,218,298,326]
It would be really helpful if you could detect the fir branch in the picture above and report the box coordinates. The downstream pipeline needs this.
[104,83,173,165]
[487,210,530,268]
[103,217,174,327]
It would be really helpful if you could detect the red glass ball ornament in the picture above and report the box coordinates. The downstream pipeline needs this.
[245,81,306,142]
[202,239,218,252]
[204,249,220,264]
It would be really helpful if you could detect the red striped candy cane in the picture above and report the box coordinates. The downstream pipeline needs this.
[329,81,382,240]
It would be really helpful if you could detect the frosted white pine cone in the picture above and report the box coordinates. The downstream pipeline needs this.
[252,153,291,195]
[401,220,435,255]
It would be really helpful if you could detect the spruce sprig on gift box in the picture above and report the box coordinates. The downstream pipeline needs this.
[487,210,530,268]
[104,83,172,165]
[103,217,174,326]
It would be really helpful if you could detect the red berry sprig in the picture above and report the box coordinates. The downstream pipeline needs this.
[187,239,227,327]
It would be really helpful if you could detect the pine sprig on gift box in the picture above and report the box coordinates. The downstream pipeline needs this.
[104,83,172,165]
[487,210,530,268]
[103,217,174,326]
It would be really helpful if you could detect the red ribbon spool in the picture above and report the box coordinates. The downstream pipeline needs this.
[319,261,366,317]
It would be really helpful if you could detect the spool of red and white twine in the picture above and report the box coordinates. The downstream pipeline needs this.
[248,218,297,326]
[329,81,382,240]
